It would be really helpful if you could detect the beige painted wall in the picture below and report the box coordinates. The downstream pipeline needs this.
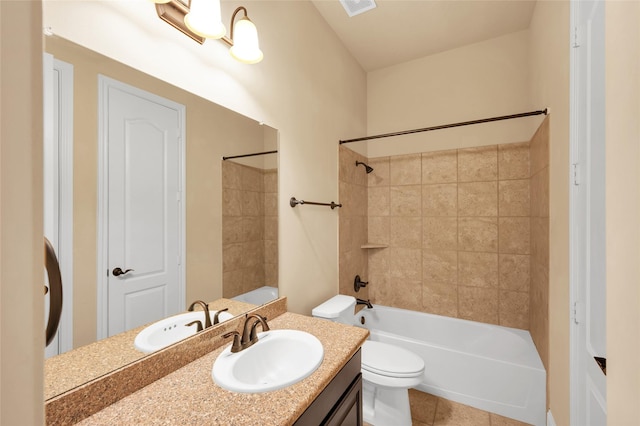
[45,37,268,347]
[366,30,542,158]
[528,2,571,424]
[0,1,45,423]
[606,1,640,424]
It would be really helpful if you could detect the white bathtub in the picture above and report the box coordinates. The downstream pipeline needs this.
[353,305,546,426]
[231,286,278,305]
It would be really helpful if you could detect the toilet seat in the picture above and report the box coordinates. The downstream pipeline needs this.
[361,340,424,379]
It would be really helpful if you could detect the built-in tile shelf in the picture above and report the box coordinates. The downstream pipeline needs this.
[361,243,388,249]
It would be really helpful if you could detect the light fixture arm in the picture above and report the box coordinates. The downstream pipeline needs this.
[221,6,248,47]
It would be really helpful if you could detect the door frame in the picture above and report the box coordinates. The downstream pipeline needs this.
[96,75,186,340]
[43,53,74,356]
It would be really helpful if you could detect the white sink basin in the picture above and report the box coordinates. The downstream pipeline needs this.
[212,329,324,393]
[134,310,234,354]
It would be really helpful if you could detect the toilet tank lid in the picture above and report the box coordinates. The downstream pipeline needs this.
[312,295,356,318]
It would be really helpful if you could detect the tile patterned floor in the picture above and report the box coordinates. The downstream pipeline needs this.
[364,389,532,426]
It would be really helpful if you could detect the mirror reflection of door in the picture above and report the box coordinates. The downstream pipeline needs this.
[98,76,186,338]
[43,53,74,358]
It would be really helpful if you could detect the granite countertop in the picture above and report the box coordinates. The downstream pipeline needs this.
[45,298,257,400]
[77,312,369,425]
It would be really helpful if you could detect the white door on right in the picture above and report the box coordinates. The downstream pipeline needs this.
[571,0,606,424]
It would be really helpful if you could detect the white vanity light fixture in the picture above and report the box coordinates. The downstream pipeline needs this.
[154,0,263,64]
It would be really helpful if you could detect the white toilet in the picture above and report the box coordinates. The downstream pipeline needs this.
[312,295,425,426]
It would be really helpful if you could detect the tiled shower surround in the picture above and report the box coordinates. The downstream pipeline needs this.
[339,118,549,339]
[222,161,278,298]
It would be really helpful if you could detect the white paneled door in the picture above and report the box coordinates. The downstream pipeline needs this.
[99,76,185,338]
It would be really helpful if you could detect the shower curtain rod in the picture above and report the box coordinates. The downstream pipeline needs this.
[338,108,548,144]
[222,149,278,161]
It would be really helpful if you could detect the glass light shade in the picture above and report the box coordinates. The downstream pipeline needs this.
[184,0,226,39]
[149,0,172,4]
[229,18,263,64]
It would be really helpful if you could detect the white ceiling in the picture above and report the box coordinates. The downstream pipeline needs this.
[311,0,537,71]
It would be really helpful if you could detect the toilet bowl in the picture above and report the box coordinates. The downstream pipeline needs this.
[312,295,425,426]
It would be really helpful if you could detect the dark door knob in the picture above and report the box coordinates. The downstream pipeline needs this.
[112,267,134,277]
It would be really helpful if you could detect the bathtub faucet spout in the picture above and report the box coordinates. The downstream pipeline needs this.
[356,298,373,309]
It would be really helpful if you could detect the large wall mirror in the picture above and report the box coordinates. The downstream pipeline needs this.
[43,36,279,400]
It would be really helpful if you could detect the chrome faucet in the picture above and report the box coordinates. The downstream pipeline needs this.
[356,298,373,309]
[188,300,212,329]
[222,314,270,353]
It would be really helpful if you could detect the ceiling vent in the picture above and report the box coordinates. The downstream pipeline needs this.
[339,0,377,17]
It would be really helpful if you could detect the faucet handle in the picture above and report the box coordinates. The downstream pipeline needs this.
[213,308,229,325]
[223,331,243,353]
[185,320,203,332]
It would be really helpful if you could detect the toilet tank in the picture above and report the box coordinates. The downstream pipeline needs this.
[311,295,356,325]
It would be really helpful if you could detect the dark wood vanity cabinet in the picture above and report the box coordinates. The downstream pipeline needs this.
[294,348,363,426]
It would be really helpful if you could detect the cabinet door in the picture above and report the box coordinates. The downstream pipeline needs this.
[324,374,362,426]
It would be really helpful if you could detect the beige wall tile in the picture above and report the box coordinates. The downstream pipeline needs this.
[390,185,422,216]
[350,216,368,252]
[263,169,277,193]
[530,167,549,218]
[423,184,457,216]
[241,165,263,192]
[368,186,390,216]
[264,192,278,217]
[368,248,389,277]
[368,156,390,187]
[529,116,550,175]
[423,281,458,317]
[339,181,354,217]
[242,216,264,242]
[458,217,498,252]
[458,286,499,324]
[222,162,242,190]
[222,188,242,216]
[241,191,263,216]
[422,150,457,184]
[264,240,278,264]
[339,145,357,184]
[458,251,498,288]
[434,398,491,426]
[498,141,530,180]
[389,247,422,281]
[531,217,549,264]
[498,254,530,292]
[423,250,458,284]
[368,216,390,245]
[374,278,423,311]
[222,216,242,245]
[458,181,498,217]
[457,145,497,182]
[241,240,264,268]
[498,179,530,217]
[499,290,530,329]
[264,216,277,240]
[339,216,351,255]
[390,154,422,185]
[222,270,243,298]
[423,217,457,250]
[409,390,438,425]
[499,217,530,254]
[390,216,422,248]
[222,243,243,272]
